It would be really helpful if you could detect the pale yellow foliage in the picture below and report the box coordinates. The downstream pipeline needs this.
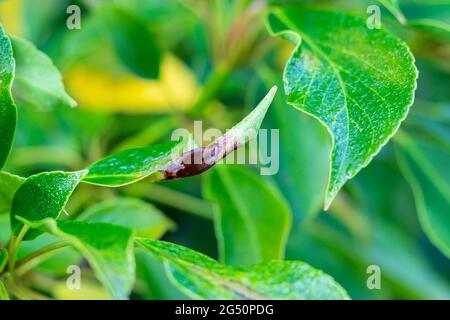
[52,280,111,300]
[65,54,200,113]
[0,0,24,36]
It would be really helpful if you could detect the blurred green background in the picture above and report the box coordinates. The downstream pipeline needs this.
[0,0,449,299]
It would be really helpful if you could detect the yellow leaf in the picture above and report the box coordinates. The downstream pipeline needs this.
[65,54,199,113]
[0,0,25,36]
[52,279,112,300]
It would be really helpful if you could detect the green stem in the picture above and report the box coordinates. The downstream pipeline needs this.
[15,241,71,275]
[124,184,214,220]
[5,279,49,300]
[8,225,29,275]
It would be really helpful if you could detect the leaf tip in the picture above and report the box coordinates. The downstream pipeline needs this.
[269,85,278,97]
[70,98,78,108]
[323,192,337,211]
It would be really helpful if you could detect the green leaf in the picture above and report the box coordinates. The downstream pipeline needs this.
[0,248,7,273]
[204,165,291,265]
[0,26,16,169]
[11,36,76,111]
[267,7,418,208]
[395,132,450,258]
[82,139,186,187]
[79,198,175,239]
[0,171,25,214]
[98,5,161,79]
[10,170,87,240]
[0,280,8,300]
[136,239,350,300]
[19,218,135,300]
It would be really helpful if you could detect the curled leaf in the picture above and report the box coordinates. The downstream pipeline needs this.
[267,7,417,208]
[162,86,277,179]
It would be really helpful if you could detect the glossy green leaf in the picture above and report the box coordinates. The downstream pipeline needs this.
[396,132,450,258]
[10,170,87,240]
[0,26,16,169]
[0,280,8,300]
[137,239,348,300]
[0,248,7,273]
[204,165,291,265]
[98,5,161,79]
[0,171,24,214]
[136,239,350,300]
[82,139,186,187]
[11,36,76,111]
[79,198,175,239]
[19,218,135,300]
[267,7,418,208]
